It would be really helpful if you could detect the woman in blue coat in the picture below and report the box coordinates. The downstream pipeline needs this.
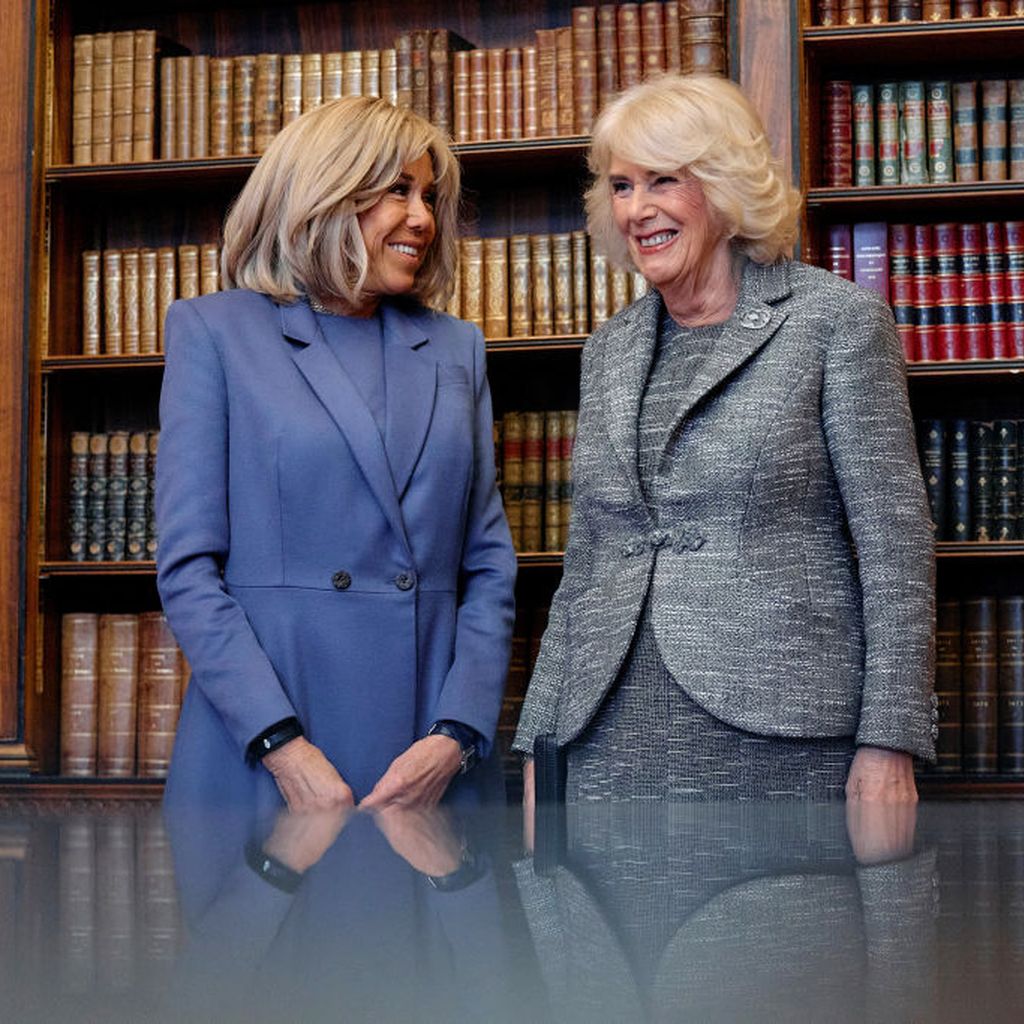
[157,96,516,812]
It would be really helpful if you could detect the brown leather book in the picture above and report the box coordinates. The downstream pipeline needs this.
[530,234,554,335]
[1010,79,1024,180]
[640,2,665,80]
[552,233,574,333]
[381,48,399,105]
[483,236,509,338]
[597,5,619,111]
[923,0,951,15]
[91,32,114,163]
[617,4,642,91]
[682,15,727,75]
[487,48,506,142]
[121,250,141,355]
[281,54,303,127]
[411,29,431,121]
[522,412,544,552]
[103,249,124,354]
[459,237,484,331]
[132,30,157,162]
[127,431,148,561]
[190,55,209,158]
[560,410,577,547]
[981,79,1008,182]
[233,56,256,156]
[111,31,135,163]
[61,613,100,776]
[510,235,532,337]
[523,45,540,138]
[200,243,219,295]
[430,30,473,136]
[664,2,681,73]
[952,81,979,184]
[323,51,343,102]
[342,48,362,97]
[535,29,558,138]
[544,410,563,551]
[363,49,381,98]
[590,250,611,327]
[452,50,470,143]
[572,7,598,135]
[999,596,1024,774]
[555,27,575,137]
[502,411,524,550]
[571,230,589,333]
[137,248,158,353]
[97,614,139,776]
[302,52,323,113]
[209,57,234,158]
[137,612,182,778]
[174,56,192,160]
[469,49,489,142]
[963,597,999,773]
[934,600,963,773]
[156,247,176,351]
[253,55,281,150]
[865,0,890,18]
[394,32,413,109]
[159,56,175,159]
[177,244,200,300]
[505,48,523,141]
[610,265,631,314]
[82,250,102,355]
[73,34,94,164]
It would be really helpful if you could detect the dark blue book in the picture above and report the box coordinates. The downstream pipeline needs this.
[918,419,947,540]
[993,420,1019,541]
[972,421,995,542]
[949,419,972,542]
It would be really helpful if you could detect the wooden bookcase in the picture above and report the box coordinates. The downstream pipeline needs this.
[797,6,1024,796]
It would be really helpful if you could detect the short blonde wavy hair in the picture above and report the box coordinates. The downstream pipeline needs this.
[222,95,460,309]
[586,75,801,267]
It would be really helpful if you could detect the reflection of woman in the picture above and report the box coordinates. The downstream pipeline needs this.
[514,75,936,804]
[157,96,516,811]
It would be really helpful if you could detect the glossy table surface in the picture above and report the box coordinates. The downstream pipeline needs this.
[1,793,1022,1023]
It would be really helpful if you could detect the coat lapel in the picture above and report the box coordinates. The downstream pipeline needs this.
[600,290,661,508]
[663,258,792,435]
[279,299,412,557]
[380,303,438,501]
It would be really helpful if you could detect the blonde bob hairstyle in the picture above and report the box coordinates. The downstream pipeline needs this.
[585,75,801,268]
[222,95,460,309]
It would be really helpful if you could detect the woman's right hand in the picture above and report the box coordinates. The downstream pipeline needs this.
[262,736,355,812]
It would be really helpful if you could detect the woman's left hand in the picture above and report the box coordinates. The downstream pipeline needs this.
[845,745,918,803]
[359,735,462,810]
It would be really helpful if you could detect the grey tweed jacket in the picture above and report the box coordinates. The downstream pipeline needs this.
[513,256,937,762]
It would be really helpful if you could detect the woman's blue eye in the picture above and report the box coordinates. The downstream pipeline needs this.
[611,181,630,194]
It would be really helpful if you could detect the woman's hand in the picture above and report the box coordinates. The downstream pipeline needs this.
[262,736,355,812]
[262,803,353,874]
[358,735,462,811]
[845,745,918,803]
[371,805,464,877]
[522,757,535,854]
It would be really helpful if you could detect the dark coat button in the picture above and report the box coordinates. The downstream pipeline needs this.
[395,572,415,591]
[331,570,351,591]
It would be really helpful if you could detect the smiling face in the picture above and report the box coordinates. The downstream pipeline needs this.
[357,152,437,310]
[608,157,730,294]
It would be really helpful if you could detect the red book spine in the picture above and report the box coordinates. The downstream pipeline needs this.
[959,222,989,359]
[889,223,916,361]
[823,81,853,187]
[1005,220,1024,357]
[933,222,963,361]
[913,224,937,361]
[983,221,1008,358]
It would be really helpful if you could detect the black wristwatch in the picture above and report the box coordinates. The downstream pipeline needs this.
[427,720,480,774]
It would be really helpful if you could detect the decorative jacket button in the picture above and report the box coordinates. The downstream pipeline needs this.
[740,309,770,329]
[395,572,415,591]
[331,570,351,591]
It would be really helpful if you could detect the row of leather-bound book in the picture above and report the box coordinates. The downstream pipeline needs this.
[816,0,1024,23]
[60,611,187,779]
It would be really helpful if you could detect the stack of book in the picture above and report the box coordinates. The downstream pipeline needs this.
[917,418,1023,542]
[817,0,1024,24]
[450,232,648,338]
[821,220,1024,362]
[822,77,1023,187]
[496,600,551,771]
[60,611,188,779]
[68,430,158,563]
[497,409,578,552]
[82,243,220,355]
[933,595,1024,775]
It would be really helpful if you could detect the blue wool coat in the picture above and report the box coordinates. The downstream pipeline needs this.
[156,289,516,807]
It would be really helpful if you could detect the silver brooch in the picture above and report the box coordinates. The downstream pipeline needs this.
[740,309,770,329]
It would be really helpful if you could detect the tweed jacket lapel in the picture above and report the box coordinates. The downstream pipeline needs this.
[664,257,792,436]
[279,299,413,558]
[380,303,437,501]
[600,289,662,509]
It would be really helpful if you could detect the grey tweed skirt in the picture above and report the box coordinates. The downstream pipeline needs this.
[566,601,856,802]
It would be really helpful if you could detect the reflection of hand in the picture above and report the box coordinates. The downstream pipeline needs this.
[522,757,535,854]
[846,797,918,867]
[372,804,464,877]
[262,804,353,874]
[262,736,355,812]
[358,735,461,810]
[845,745,918,804]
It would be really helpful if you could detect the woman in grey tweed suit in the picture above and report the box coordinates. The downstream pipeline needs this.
[512,75,937,805]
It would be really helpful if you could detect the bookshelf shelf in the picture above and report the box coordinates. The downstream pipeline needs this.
[934,542,1024,559]
[907,359,1024,381]
[917,775,1024,798]
[0,777,164,803]
[39,561,157,580]
[804,181,1024,216]
[42,354,165,372]
[516,552,564,569]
